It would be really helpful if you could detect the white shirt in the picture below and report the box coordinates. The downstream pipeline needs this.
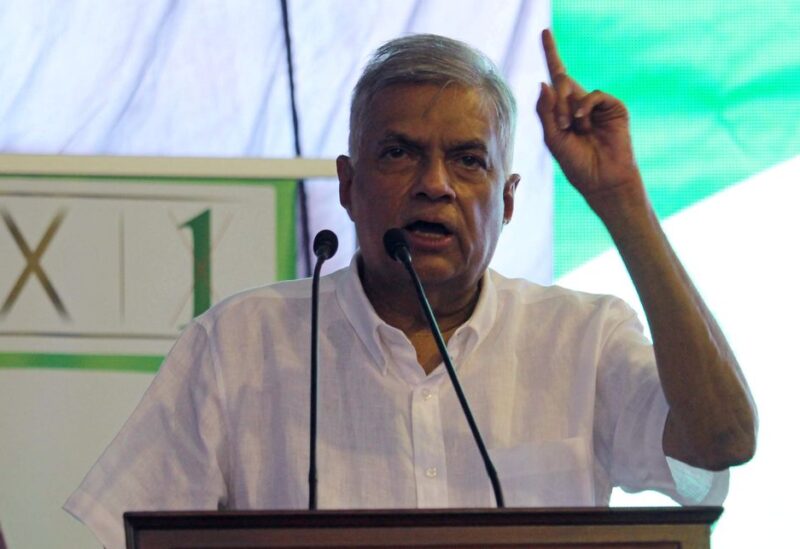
[65,258,727,549]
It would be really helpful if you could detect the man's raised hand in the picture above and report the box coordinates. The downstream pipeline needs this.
[536,29,644,214]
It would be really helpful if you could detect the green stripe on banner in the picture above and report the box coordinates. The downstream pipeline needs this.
[553,1,800,277]
[0,352,162,373]
[275,178,297,281]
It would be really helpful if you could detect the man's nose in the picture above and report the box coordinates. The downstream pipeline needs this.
[413,157,456,200]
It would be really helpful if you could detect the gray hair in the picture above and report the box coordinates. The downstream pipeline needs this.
[349,34,517,170]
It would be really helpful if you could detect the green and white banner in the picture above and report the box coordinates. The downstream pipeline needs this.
[0,156,300,365]
[553,3,800,547]
[0,155,332,548]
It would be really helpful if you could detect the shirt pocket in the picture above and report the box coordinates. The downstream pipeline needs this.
[489,437,594,507]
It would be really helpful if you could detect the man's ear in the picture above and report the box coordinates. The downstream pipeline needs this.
[502,173,521,225]
[337,155,355,221]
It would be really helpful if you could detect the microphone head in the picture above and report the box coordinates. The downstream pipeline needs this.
[312,229,338,260]
[383,228,409,262]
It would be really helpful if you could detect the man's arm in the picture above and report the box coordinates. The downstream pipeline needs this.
[535,29,756,470]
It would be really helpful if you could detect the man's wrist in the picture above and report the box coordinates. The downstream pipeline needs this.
[581,175,652,233]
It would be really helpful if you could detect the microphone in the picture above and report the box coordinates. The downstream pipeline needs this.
[309,229,338,509]
[382,228,505,507]
[313,229,338,260]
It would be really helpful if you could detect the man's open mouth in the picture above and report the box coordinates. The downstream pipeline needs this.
[404,220,452,237]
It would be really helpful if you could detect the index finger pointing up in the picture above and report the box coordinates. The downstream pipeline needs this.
[542,29,567,79]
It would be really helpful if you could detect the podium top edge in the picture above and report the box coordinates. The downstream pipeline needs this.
[123,506,724,530]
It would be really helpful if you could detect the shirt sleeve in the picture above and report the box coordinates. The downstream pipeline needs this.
[63,320,230,549]
[666,456,729,505]
[593,297,729,505]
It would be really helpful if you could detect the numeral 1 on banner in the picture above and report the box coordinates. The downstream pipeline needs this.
[180,209,211,317]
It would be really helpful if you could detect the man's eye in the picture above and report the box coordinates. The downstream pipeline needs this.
[459,155,486,169]
[382,147,407,159]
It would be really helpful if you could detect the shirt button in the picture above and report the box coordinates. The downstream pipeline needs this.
[421,389,433,400]
[425,467,438,478]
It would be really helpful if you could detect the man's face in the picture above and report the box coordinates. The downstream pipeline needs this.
[338,83,519,293]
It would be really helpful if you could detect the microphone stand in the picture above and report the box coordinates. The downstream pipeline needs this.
[384,229,505,508]
[309,230,338,509]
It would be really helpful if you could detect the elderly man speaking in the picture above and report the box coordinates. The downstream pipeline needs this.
[65,30,756,549]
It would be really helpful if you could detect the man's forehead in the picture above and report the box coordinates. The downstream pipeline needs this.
[361,83,499,135]
[370,81,490,107]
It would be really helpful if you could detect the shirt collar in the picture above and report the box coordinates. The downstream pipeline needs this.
[454,268,498,360]
[335,255,391,373]
[334,254,499,375]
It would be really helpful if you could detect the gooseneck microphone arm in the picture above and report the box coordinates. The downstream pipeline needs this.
[309,229,338,510]
[383,228,505,508]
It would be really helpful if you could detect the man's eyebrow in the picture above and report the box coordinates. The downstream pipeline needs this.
[448,140,489,153]
[375,134,490,157]
[376,133,421,148]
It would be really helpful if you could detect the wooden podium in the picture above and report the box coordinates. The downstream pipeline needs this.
[124,507,721,548]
